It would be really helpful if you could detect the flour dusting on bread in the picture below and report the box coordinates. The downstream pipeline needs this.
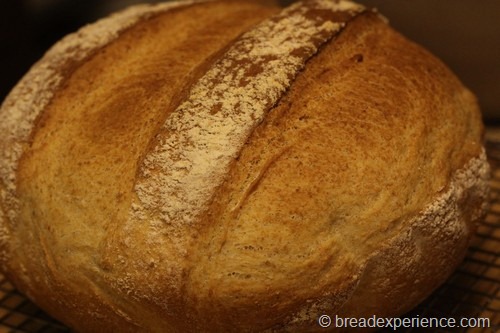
[131,0,365,231]
[413,149,490,235]
[0,0,201,260]
[0,0,490,331]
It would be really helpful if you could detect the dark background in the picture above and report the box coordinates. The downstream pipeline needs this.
[1,0,499,119]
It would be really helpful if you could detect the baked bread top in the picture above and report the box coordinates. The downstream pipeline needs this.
[0,0,489,332]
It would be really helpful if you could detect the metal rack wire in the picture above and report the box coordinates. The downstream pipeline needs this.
[0,143,499,332]
[0,278,69,333]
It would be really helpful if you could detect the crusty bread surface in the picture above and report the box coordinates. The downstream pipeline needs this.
[0,0,489,332]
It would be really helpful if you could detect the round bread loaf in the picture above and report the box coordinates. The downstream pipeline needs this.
[0,0,490,332]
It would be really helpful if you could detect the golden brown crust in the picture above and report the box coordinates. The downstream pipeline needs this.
[2,1,282,331]
[185,12,488,331]
[0,1,489,332]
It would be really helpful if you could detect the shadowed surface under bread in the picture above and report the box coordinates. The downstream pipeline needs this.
[0,0,489,332]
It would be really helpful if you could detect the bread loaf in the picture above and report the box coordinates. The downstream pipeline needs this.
[0,0,489,332]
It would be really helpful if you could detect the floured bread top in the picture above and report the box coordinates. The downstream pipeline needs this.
[0,0,489,332]
[0,0,202,253]
[131,0,365,247]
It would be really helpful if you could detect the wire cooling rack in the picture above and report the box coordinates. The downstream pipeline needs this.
[0,142,499,333]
